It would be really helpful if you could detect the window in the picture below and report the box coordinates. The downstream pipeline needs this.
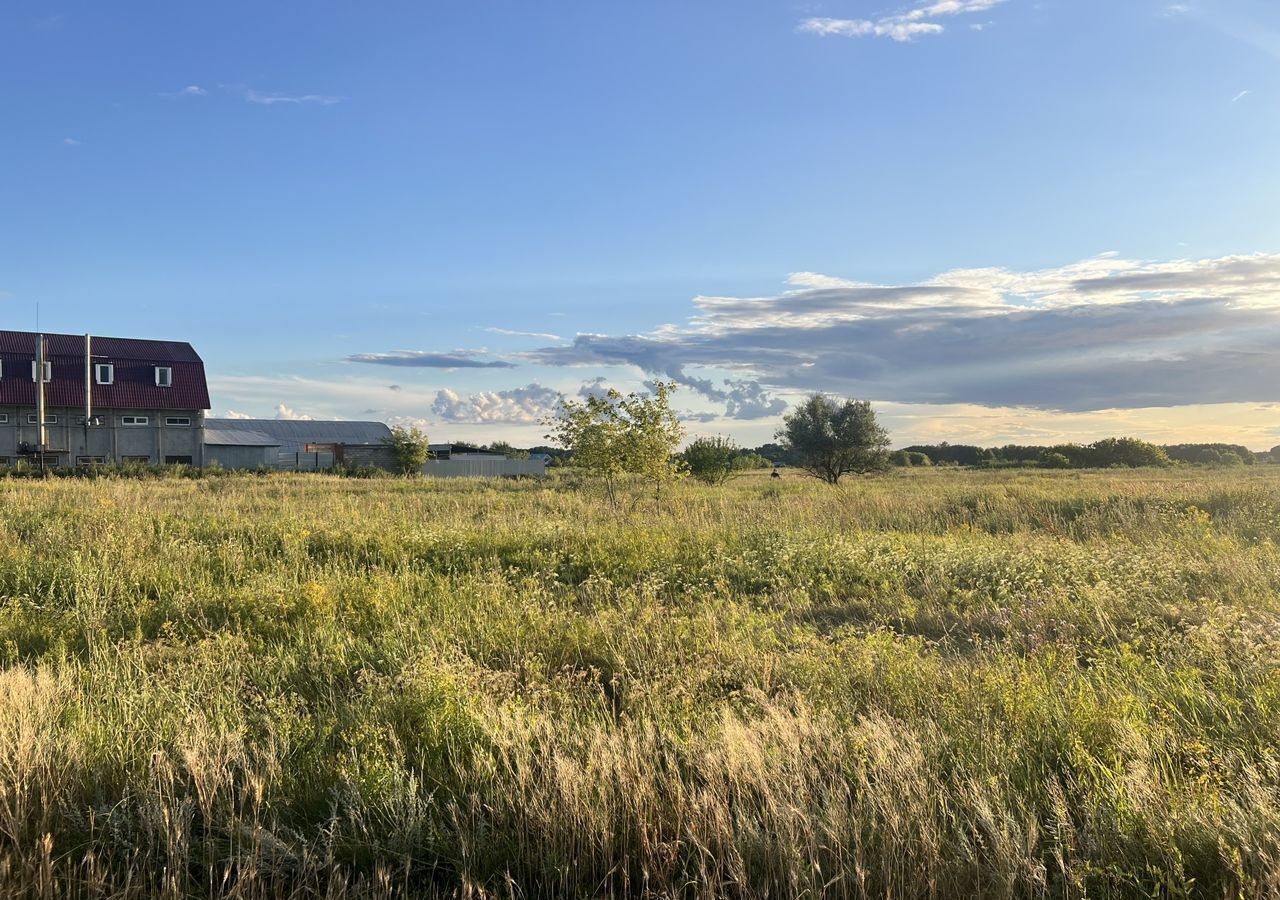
[0,414,8,425]
[31,361,52,383]
[121,416,149,426]
[95,363,114,385]
[0,458,9,467]
[122,455,151,464]
[164,455,193,465]
[164,416,192,427]
[154,366,173,387]
[26,414,57,425]
[75,416,103,427]
[77,456,107,466]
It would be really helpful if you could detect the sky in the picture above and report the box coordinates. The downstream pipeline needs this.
[2,0,1279,449]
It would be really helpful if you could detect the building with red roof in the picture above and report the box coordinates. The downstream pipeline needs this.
[0,330,210,467]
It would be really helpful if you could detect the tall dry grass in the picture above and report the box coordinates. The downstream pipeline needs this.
[0,467,1278,897]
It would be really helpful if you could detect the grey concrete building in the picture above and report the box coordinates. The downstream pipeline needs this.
[0,330,210,467]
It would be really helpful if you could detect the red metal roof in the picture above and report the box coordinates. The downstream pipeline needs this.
[0,330,210,411]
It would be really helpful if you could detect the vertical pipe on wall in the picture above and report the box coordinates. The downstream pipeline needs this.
[35,334,47,454]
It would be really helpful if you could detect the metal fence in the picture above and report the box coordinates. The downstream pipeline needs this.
[277,450,337,471]
[422,458,546,478]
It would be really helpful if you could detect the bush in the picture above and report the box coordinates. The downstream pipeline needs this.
[382,425,431,475]
[681,436,744,485]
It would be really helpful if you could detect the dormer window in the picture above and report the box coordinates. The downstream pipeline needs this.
[31,361,52,383]
[155,366,173,387]
[95,363,114,385]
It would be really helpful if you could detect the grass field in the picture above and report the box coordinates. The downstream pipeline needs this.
[2,467,1280,898]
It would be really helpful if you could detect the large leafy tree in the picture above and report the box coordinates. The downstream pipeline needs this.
[777,394,890,485]
[546,381,684,504]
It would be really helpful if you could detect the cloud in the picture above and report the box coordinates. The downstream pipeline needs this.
[521,252,1280,413]
[274,403,314,421]
[577,377,613,400]
[244,90,342,106]
[221,410,254,420]
[485,327,563,341]
[62,137,80,146]
[347,350,515,369]
[161,85,207,98]
[799,0,1005,42]
[724,380,788,420]
[1231,89,1251,104]
[431,384,563,424]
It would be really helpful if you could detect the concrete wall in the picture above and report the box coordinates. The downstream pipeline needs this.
[0,407,205,465]
[342,444,398,471]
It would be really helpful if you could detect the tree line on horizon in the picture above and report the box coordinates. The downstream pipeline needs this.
[385,388,1276,490]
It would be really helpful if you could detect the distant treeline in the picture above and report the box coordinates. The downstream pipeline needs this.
[530,440,1275,470]
[889,439,1272,469]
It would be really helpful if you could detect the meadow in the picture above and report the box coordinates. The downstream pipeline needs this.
[1,466,1279,898]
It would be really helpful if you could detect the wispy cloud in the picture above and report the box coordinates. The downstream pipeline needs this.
[347,350,515,369]
[62,137,80,146]
[484,327,564,341]
[244,89,342,106]
[799,0,1006,42]
[1231,89,1251,104]
[160,85,208,99]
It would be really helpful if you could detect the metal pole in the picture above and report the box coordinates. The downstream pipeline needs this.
[84,334,92,458]
[35,334,47,469]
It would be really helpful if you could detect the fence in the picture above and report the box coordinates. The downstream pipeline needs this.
[422,458,546,478]
[277,450,336,471]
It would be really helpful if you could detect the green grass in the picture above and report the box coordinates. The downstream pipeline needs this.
[2,467,1280,898]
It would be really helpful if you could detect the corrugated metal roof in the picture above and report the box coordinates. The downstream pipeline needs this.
[204,419,392,453]
[0,330,210,411]
[204,428,281,447]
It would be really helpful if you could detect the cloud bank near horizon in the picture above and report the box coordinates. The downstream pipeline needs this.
[519,252,1280,415]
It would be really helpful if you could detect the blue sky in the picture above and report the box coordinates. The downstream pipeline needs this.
[3,0,1279,447]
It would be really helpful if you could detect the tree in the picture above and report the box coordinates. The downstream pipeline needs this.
[776,395,890,485]
[546,381,684,504]
[1039,450,1072,469]
[1088,437,1170,468]
[681,436,743,485]
[485,441,529,459]
[382,425,430,475]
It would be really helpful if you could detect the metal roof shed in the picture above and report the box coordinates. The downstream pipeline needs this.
[204,427,281,470]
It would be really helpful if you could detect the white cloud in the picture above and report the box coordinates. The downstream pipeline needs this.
[1231,89,1251,104]
[245,90,342,106]
[62,137,80,146]
[799,0,1005,42]
[431,383,563,424]
[221,410,254,420]
[274,403,314,421]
